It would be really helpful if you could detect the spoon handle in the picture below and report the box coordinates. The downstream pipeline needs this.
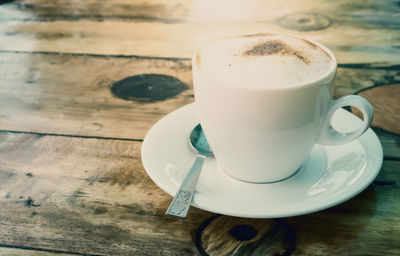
[166,156,205,218]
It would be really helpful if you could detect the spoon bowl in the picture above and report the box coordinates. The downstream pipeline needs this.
[190,124,214,157]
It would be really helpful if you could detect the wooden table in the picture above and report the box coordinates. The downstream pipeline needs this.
[0,0,399,255]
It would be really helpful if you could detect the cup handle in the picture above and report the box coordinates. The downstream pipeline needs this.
[318,95,373,145]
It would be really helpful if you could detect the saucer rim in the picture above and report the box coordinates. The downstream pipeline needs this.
[141,103,383,218]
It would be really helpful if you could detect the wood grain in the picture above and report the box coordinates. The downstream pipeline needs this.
[196,186,400,256]
[2,0,400,30]
[0,131,399,255]
[352,84,400,134]
[1,52,399,141]
[0,0,189,21]
[0,132,212,255]
[0,52,193,140]
[333,64,400,98]
[1,19,399,64]
[0,247,74,256]
[198,217,294,255]
[286,185,400,256]
[375,129,400,159]
[1,0,400,64]
[375,160,400,185]
[0,0,399,255]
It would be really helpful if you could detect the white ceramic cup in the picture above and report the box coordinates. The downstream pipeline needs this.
[192,33,373,183]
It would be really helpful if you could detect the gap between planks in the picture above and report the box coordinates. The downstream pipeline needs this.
[0,49,191,61]
[0,129,144,142]
[0,50,399,69]
[0,243,104,256]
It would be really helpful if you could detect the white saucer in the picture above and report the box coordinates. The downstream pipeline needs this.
[141,103,383,218]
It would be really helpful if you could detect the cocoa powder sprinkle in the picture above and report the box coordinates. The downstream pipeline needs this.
[242,40,311,65]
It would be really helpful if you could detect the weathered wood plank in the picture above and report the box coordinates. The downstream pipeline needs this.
[286,185,400,256]
[375,160,400,184]
[198,217,295,255]
[0,0,188,21]
[0,132,211,255]
[195,157,400,255]
[1,0,399,31]
[375,129,400,159]
[195,186,400,255]
[0,19,399,63]
[333,65,400,98]
[352,84,400,135]
[1,52,399,143]
[0,131,399,255]
[0,247,75,256]
[0,52,193,140]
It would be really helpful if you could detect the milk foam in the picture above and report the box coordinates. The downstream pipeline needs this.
[197,34,334,88]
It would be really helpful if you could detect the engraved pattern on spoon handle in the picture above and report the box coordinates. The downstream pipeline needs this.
[165,190,194,218]
[166,156,205,218]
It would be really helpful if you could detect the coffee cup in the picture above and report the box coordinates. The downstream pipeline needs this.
[192,33,373,183]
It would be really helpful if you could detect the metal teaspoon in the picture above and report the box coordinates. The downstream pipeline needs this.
[166,124,213,218]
